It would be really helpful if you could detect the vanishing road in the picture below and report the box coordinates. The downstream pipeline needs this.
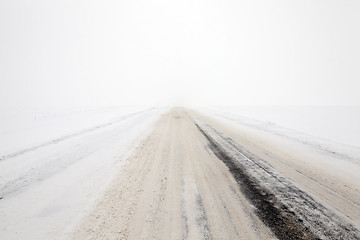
[70,108,360,240]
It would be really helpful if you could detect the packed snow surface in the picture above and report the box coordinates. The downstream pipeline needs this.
[0,107,165,239]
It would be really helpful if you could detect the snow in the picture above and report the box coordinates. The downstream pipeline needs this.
[0,106,152,158]
[198,106,360,189]
[0,107,165,239]
[1,106,359,239]
[204,106,360,148]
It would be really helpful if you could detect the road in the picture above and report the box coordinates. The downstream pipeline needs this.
[69,108,360,239]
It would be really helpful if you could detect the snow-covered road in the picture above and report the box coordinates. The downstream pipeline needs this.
[70,108,360,239]
[2,107,360,239]
[0,107,164,239]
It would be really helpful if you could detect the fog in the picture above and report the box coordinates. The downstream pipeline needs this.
[1,0,360,107]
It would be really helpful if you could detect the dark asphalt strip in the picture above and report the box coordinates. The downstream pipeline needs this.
[195,121,360,240]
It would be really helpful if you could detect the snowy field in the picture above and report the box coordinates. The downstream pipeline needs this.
[0,107,165,239]
[206,106,360,147]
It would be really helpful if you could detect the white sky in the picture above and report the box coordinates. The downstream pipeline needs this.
[1,0,360,107]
